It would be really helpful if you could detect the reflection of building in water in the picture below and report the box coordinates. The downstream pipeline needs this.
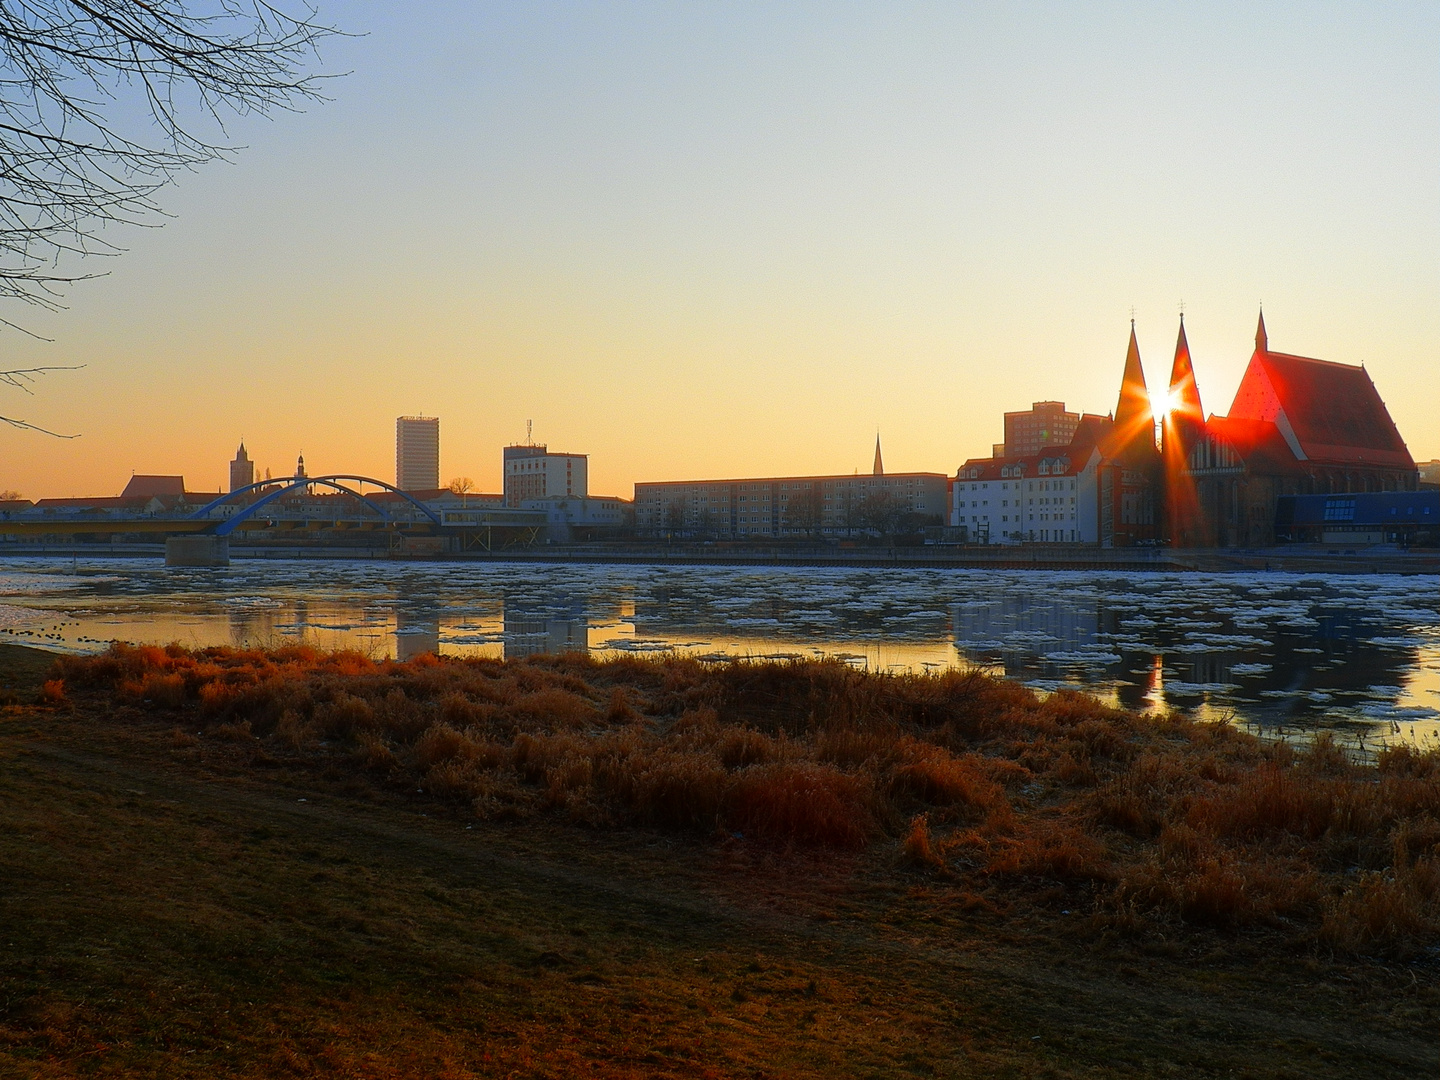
[395,609,440,660]
[228,604,280,647]
[952,595,1100,659]
[504,609,589,659]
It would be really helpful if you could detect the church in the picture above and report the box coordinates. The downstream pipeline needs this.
[951,310,1418,548]
[1163,312,1417,548]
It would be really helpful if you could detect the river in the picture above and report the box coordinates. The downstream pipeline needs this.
[2,556,1437,749]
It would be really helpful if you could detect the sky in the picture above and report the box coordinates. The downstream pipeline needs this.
[1,1,1436,498]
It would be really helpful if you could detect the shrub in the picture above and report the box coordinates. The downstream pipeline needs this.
[725,762,873,849]
[901,815,946,871]
[119,672,187,708]
[715,726,782,768]
[1377,743,1440,780]
[890,746,1004,813]
[619,749,727,830]
[274,709,316,751]
[415,723,473,769]
[511,687,596,729]
[985,821,1108,882]
[314,693,375,739]
[1186,765,1333,840]
[1320,860,1440,957]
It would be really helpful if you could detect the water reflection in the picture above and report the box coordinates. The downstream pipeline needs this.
[0,558,1437,749]
[504,608,588,659]
[395,609,440,661]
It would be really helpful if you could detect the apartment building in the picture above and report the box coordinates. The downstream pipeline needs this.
[635,471,946,538]
[1002,401,1081,459]
[951,450,1087,543]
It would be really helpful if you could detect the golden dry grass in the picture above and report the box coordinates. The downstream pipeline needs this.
[3,642,1439,1077]
[46,642,1440,957]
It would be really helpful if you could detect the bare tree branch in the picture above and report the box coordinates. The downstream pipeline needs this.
[0,1,337,311]
[1,362,81,433]
[1,362,85,389]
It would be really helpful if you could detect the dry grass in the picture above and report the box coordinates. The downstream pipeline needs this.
[49,643,1440,958]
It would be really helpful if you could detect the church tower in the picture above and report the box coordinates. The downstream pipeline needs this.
[1161,315,1207,546]
[229,441,254,492]
[1111,320,1154,456]
[1162,314,1205,460]
[873,434,884,476]
[1093,321,1161,548]
[295,453,307,480]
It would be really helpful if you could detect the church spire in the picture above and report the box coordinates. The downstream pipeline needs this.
[1255,307,1268,354]
[1168,315,1203,424]
[872,434,884,476]
[1164,314,1204,459]
[1113,319,1153,448]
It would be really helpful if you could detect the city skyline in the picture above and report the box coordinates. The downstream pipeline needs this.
[1,4,1436,498]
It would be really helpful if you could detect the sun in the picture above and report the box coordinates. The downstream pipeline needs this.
[1152,388,1181,419]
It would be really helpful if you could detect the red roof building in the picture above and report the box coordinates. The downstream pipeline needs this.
[121,474,186,498]
[1172,312,1417,547]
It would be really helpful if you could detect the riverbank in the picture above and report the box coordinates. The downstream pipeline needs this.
[2,642,1436,1077]
[5,539,1440,573]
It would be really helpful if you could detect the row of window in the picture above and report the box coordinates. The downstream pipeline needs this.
[958,479,1075,493]
[967,521,1082,529]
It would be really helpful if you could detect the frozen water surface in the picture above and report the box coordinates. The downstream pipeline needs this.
[0,557,1438,749]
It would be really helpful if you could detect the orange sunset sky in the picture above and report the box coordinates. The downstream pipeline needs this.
[2,3,1436,499]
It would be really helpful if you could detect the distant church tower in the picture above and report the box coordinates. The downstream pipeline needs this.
[873,434,884,476]
[295,453,307,479]
[229,441,254,492]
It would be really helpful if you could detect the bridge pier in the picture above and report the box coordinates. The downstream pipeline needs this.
[166,535,230,567]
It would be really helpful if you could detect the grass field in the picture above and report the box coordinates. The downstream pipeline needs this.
[1,641,1437,1078]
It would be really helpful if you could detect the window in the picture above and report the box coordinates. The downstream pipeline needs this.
[1323,499,1357,522]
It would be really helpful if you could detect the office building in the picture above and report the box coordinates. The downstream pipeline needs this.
[396,416,440,492]
[503,444,587,507]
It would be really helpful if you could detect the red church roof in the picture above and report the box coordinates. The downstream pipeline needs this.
[1203,416,1309,476]
[1227,349,1412,469]
[122,474,186,498]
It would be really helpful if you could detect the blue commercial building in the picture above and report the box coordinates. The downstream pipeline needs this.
[1275,491,1440,545]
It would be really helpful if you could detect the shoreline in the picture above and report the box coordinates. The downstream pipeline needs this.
[3,541,1440,574]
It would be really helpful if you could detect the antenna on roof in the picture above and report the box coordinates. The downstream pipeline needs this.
[527,419,532,445]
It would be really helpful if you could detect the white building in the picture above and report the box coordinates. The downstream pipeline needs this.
[396,416,440,491]
[524,496,629,541]
[503,444,588,507]
[950,450,1089,544]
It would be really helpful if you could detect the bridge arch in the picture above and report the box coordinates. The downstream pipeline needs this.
[188,475,444,536]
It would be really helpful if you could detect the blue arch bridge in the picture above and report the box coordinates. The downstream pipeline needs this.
[0,474,551,564]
